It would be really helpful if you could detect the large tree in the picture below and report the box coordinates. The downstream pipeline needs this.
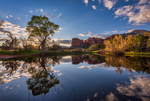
[26,15,59,54]
[0,28,19,50]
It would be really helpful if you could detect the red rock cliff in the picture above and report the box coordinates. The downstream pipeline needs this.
[71,37,104,46]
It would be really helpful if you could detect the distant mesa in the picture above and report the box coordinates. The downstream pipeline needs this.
[71,30,149,47]
[71,37,104,47]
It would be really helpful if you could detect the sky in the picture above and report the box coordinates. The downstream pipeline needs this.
[0,0,150,47]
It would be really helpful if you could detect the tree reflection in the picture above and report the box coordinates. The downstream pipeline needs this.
[26,56,61,96]
[1,56,61,95]
[105,56,150,74]
[2,60,20,77]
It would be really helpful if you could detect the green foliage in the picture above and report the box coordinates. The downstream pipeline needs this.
[88,43,105,51]
[104,31,150,54]
[104,35,133,54]
[26,15,59,53]
[127,34,146,52]
[144,31,150,51]
[48,41,62,52]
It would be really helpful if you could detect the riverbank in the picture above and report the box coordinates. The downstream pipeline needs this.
[0,50,93,59]
[125,52,150,57]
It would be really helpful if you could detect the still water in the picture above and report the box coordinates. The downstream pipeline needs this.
[0,54,150,101]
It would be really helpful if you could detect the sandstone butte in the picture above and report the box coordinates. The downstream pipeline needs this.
[71,37,104,47]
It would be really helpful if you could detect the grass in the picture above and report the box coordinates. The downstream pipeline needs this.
[0,50,41,55]
[0,50,93,56]
[125,52,150,57]
[125,52,150,55]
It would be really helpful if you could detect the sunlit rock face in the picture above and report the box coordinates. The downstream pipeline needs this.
[71,37,104,47]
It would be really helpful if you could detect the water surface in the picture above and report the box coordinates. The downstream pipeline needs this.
[0,54,150,101]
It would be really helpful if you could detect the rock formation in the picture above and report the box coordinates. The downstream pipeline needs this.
[71,30,149,47]
[71,37,104,47]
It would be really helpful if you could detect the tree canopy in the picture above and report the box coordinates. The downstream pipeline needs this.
[26,15,59,54]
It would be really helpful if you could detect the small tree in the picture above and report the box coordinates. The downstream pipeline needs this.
[26,15,59,55]
[104,35,133,54]
[49,41,62,52]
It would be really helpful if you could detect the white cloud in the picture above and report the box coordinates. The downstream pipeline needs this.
[100,9,103,11]
[54,9,58,11]
[92,5,97,10]
[0,20,29,39]
[87,32,93,36]
[92,30,118,39]
[5,16,9,18]
[78,33,86,36]
[111,30,118,33]
[17,17,20,20]
[138,0,148,4]
[115,5,133,16]
[103,0,118,10]
[78,65,94,70]
[125,0,129,2]
[39,9,59,19]
[78,30,117,39]
[120,31,125,33]
[93,34,109,39]
[9,15,13,17]
[78,31,93,37]
[59,27,63,30]
[92,0,95,1]
[39,8,43,12]
[102,30,118,35]
[127,29,136,33]
[57,13,62,17]
[29,10,33,13]
[83,0,88,6]
[115,1,150,25]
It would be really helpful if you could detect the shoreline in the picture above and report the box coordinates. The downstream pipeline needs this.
[0,51,92,60]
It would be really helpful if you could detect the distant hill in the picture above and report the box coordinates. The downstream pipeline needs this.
[126,30,148,36]
[105,30,149,40]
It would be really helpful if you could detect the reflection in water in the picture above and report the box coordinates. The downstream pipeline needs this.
[116,75,150,101]
[0,56,61,96]
[72,55,150,75]
[26,56,60,96]
[105,56,150,74]
[0,54,150,101]
[72,55,105,64]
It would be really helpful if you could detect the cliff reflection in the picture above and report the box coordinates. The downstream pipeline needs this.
[72,54,150,75]
[71,54,105,64]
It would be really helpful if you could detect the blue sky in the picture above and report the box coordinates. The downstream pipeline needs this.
[0,0,150,46]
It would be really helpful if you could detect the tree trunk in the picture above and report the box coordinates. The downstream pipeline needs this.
[41,37,46,56]
[10,40,14,51]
